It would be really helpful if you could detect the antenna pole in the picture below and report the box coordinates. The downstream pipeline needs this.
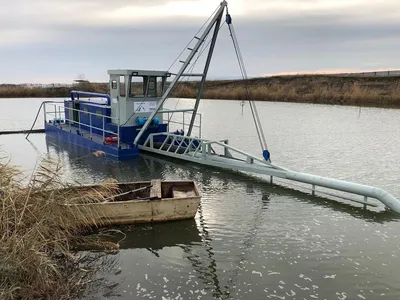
[134,1,228,146]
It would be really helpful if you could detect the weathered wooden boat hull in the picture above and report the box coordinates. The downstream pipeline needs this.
[67,195,200,226]
[64,180,201,227]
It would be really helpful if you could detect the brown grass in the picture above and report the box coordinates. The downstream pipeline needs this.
[0,82,108,98]
[172,75,400,107]
[3,75,400,107]
[0,155,122,300]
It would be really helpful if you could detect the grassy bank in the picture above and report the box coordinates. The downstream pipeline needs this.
[0,155,120,299]
[2,75,400,107]
[0,82,108,98]
[173,75,400,107]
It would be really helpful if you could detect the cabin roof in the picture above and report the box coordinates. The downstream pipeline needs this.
[107,69,170,77]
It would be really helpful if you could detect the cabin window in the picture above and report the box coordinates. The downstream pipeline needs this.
[111,80,117,89]
[149,80,155,90]
[83,107,89,116]
[147,77,157,97]
[119,76,126,97]
[130,76,145,97]
[158,79,164,96]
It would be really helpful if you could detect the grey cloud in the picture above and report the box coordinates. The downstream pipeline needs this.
[39,0,197,6]
[1,1,400,82]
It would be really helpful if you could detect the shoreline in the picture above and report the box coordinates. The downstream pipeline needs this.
[2,75,400,108]
[173,75,400,108]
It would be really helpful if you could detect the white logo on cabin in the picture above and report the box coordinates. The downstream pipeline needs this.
[134,101,157,113]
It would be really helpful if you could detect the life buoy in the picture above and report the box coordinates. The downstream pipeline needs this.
[104,136,119,143]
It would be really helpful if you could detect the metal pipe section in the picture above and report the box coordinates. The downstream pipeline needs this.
[140,132,400,214]
[286,171,400,214]
[70,90,112,106]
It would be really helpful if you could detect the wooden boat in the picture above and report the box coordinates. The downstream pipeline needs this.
[62,179,201,227]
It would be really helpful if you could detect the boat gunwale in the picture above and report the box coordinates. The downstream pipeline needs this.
[59,180,201,207]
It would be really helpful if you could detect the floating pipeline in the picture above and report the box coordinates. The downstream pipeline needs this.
[0,129,45,135]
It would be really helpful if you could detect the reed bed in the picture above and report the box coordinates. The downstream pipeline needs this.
[0,83,108,98]
[0,155,122,300]
[172,75,400,107]
[3,75,400,107]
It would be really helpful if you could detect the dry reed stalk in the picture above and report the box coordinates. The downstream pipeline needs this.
[0,155,122,300]
[0,83,108,98]
[171,75,400,107]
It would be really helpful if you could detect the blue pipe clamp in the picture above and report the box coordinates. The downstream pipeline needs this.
[263,149,270,161]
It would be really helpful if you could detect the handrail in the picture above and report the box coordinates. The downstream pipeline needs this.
[144,133,280,168]
[60,116,116,136]
[26,100,63,140]
[164,110,202,138]
[45,103,120,146]
[144,133,258,160]
[50,103,119,122]
[139,132,400,214]
[168,120,201,129]
[70,90,112,106]
[158,108,198,113]
[202,140,271,165]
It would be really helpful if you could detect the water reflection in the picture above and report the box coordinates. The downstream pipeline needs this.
[5,100,399,299]
[119,220,201,252]
[44,132,400,300]
[138,153,399,223]
[73,251,122,299]
[183,202,225,299]
[285,188,400,224]
[85,208,227,298]
[45,135,400,224]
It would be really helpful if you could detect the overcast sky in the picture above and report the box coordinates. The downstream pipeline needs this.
[1,0,400,83]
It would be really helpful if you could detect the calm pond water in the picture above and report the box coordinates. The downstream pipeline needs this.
[1,98,400,299]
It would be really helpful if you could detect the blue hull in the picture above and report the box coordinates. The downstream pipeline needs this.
[44,123,140,160]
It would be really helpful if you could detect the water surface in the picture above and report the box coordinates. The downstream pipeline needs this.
[0,98,399,299]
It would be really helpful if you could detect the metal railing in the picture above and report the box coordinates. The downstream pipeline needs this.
[44,104,202,148]
[159,108,202,138]
[44,103,121,148]
[140,132,400,214]
[141,132,275,168]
